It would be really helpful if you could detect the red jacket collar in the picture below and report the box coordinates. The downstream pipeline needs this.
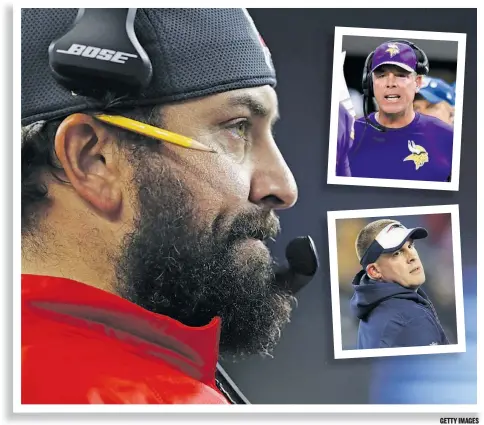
[22,274,222,385]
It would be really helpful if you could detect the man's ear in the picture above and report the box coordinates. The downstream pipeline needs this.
[415,75,423,92]
[366,263,381,280]
[54,113,122,216]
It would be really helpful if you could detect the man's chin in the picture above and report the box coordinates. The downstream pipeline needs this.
[237,237,268,249]
[219,298,294,360]
[232,238,272,266]
[380,107,406,118]
[410,270,426,286]
[408,278,425,290]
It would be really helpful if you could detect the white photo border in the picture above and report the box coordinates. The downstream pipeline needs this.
[327,26,467,192]
[327,204,466,360]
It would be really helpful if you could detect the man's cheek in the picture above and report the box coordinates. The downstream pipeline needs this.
[221,166,251,200]
[196,154,250,201]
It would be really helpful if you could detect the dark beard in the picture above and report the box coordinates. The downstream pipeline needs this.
[114,157,295,359]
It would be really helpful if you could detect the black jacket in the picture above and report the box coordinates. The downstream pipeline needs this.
[350,270,450,349]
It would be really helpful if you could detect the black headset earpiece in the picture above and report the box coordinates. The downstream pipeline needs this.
[384,39,430,76]
[362,50,374,98]
[361,50,385,132]
[48,8,153,98]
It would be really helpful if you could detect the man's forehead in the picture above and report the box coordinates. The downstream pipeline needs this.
[214,86,278,117]
[161,85,280,129]
[196,86,279,119]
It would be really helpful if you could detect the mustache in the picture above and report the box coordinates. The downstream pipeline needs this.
[213,209,281,244]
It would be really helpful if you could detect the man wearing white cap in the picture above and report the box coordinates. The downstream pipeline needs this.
[350,219,450,349]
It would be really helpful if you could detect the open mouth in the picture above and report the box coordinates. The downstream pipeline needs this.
[410,266,421,274]
[384,95,401,102]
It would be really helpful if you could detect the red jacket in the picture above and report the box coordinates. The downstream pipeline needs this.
[21,274,230,404]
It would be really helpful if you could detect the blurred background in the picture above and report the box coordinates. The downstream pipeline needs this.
[336,213,458,351]
[341,35,458,119]
[218,9,476,405]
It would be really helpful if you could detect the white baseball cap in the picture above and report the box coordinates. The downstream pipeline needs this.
[360,222,428,268]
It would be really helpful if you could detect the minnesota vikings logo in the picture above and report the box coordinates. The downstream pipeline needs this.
[385,43,400,58]
[404,140,429,170]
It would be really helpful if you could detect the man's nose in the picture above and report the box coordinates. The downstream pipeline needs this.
[386,73,397,87]
[248,139,298,210]
[407,251,417,263]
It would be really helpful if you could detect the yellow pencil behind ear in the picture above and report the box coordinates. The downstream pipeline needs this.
[94,114,216,153]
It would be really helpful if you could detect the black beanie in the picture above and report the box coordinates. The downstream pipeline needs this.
[21,8,276,126]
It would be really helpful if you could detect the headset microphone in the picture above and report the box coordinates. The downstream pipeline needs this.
[363,94,386,133]
[275,236,319,295]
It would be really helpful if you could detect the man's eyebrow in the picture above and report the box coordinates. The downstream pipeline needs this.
[226,94,280,123]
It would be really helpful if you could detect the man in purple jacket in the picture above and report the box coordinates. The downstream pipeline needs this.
[336,102,355,177]
[339,41,454,182]
[350,219,449,349]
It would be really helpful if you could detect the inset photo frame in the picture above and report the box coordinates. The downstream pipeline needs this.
[328,27,466,191]
[327,204,465,359]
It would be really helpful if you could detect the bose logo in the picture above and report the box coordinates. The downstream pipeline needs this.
[56,44,138,64]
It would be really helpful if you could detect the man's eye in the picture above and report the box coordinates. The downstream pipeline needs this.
[393,251,401,257]
[227,119,252,141]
